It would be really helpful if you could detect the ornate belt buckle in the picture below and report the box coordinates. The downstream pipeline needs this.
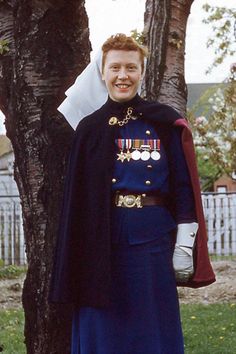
[124,195,136,208]
[117,194,143,208]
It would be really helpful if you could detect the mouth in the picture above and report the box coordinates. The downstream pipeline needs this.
[115,84,131,89]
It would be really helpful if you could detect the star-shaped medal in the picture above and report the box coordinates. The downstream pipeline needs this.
[125,150,132,162]
[117,151,126,162]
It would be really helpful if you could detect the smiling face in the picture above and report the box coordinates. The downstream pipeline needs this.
[102,50,143,103]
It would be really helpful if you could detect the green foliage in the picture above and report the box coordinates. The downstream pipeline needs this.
[195,150,222,191]
[0,39,9,55]
[188,69,236,187]
[0,265,27,280]
[0,309,25,354]
[188,4,236,186]
[181,303,236,354]
[130,29,145,45]
[202,4,236,74]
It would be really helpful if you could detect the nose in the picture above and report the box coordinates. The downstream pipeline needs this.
[118,69,128,80]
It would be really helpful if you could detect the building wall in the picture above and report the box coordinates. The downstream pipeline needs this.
[214,174,236,193]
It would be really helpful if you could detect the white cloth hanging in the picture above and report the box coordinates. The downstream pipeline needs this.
[57,49,108,130]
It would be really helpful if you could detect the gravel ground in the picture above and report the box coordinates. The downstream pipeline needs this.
[178,260,236,304]
[0,261,236,310]
[0,273,25,310]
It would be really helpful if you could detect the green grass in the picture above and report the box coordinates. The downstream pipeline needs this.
[0,265,27,280]
[0,304,235,353]
[210,255,236,262]
[181,303,236,354]
[0,309,25,354]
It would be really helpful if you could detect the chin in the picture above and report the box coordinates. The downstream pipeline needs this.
[113,93,136,102]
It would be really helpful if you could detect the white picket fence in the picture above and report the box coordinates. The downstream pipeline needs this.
[0,197,26,265]
[202,193,236,256]
[0,193,235,265]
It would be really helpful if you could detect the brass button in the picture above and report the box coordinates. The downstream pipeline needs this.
[145,130,151,135]
[145,180,151,186]
[147,164,153,169]
[109,117,118,125]
[112,178,117,183]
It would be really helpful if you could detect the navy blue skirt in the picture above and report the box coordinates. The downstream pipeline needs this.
[71,207,184,354]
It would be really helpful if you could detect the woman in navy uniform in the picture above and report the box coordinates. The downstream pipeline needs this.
[50,34,215,354]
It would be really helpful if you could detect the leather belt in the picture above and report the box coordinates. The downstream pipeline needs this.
[113,192,167,208]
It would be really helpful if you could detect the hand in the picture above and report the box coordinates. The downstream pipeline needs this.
[173,244,194,282]
[172,222,198,282]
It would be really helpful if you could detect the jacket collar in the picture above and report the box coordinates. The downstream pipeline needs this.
[103,94,145,114]
[98,94,182,127]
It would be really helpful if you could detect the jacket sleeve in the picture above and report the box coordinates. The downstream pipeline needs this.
[168,126,197,223]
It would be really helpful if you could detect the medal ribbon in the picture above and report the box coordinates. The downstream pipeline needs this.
[116,139,125,150]
[152,139,160,150]
[125,139,132,150]
[116,138,160,151]
[133,139,140,149]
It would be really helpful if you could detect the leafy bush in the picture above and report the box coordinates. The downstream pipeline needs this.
[0,265,27,280]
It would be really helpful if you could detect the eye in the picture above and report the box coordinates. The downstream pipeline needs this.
[127,66,137,71]
[111,65,119,71]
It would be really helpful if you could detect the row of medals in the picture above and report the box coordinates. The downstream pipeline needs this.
[116,139,161,163]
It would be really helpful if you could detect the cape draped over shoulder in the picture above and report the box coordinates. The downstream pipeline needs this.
[49,95,215,307]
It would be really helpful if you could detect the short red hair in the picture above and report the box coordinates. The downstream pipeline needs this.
[101,33,148,73]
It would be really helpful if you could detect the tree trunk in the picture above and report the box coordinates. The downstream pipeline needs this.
[0,1,90,353]
[144,0,194,116]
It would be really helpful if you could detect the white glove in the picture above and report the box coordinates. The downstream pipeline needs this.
[173,222,198,282]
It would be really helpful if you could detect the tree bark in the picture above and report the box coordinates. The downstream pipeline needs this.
[0,1,90,353]
[144,0,194,116]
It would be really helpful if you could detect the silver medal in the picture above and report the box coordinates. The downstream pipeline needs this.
[131,150,141,160]
[151,151,161,160]
[141,150,150,161]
